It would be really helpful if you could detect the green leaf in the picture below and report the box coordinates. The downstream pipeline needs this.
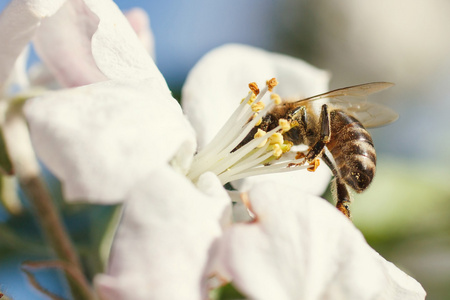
[210,282,246,300]
[0,128,13,175]
[69,204,122,279]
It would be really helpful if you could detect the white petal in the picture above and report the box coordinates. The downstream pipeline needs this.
[2,48,30,97]
[0,0,65,85]
[85,0,168,88]
[124,8,155,59]
[372,253,427,300]
[24,79,196,203]
[231,160,331,196]
[94,166,231,300]
[28,62,60,90]
[33,0,167,89]
[24,0,67,17]
[182,44,330,148]
[217,182,425,300]
[33,0,107,87]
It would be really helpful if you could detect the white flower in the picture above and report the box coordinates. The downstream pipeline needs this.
[16,1,426,299]
[0,0,164,178]
[1,0,164,90]
[94,167,231,300]
[24,42,333,203]
[213,182,426,300]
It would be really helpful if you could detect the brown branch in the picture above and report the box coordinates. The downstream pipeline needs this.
[4,107,95,300]
[22,260,94,300]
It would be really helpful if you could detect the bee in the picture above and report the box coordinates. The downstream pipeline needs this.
[240,82,398,218]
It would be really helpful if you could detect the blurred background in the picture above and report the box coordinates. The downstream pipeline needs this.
[1,0,449,298]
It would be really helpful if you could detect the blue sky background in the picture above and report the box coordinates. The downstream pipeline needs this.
[113,0,279,91]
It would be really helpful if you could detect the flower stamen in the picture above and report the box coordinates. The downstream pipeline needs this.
[187,78,313,184]
[254,129,268,148]
[248,82,260,96]
[266,78,278,92]
[270,93,281,105]
[251,101,265,112]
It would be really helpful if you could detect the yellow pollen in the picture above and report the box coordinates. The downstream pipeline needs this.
[241,91,253,104]
[269,132,283,145]
[279,118,290,132]
[272,144,283,157]
[254,129,268,148]
[251,101,265,112]
[290,120,299,128]
[307,159,320,172]
[270,93,281,105]
[247,93,257,105]
[249,82,260,95]
[281,141,293,153]
[254,114,262,126]
[266,78,278,92]
[295,152,306,159]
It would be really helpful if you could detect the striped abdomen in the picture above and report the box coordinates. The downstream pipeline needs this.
[326,110,376,193]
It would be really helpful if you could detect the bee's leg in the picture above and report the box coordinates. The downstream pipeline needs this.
[233,114,274,152]
[305,104,330,162]
[322,152,352,219]
[284,106,308,144]
[333,178,352,218]
[287,106,307,131]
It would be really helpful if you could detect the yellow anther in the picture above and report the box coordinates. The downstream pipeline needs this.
[307,159,320,172]
[241,91,254,104]
[249,82,260,95]
[254,128,266,138]
[279,118,290,133]
[247,93,257,105]
[251,101,265,112]
[269,132,283,145]
[281,141,293,153]
[270,93,282,105]
[254,129,268,148]
[266,78,278,92]
[272,143,283,157]
[254,114,262,126]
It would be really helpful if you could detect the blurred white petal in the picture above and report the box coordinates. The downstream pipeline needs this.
[0,0,65,85]
[216,182,426,300]
[85,0,167,88]
[33,0,167,90]
[33,0,107,87]
[2,48,30,96]
[24,0,67,16]
[124,8,155,59]
[24,79,196,203]
[95,167,231,300]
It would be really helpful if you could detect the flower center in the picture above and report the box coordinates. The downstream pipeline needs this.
[186,78,316,184]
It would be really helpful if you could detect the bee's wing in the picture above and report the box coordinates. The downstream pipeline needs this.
[345,102,399,128]
[296,82,398,128]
